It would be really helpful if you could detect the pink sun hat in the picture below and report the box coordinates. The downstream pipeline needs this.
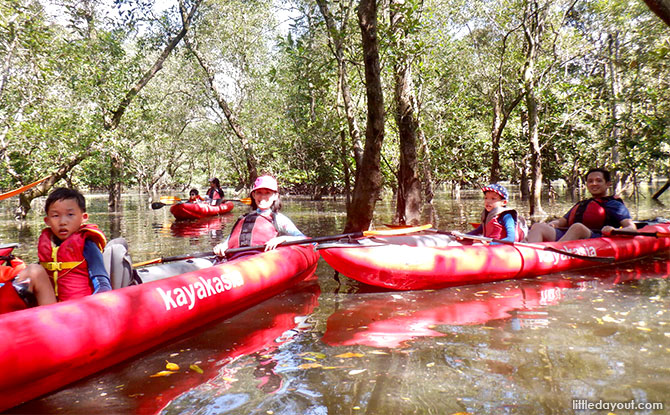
[251,175,278,193]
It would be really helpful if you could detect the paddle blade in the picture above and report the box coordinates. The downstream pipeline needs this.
[240,198,252,205]
[159,196,181,205]
[0,176,49,201]
[151,202,167,210]
[362,224,432,237]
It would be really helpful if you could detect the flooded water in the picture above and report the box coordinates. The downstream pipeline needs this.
[2,187,670,415]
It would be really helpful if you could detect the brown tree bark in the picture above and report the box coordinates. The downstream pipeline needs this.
[343,0,385,233]
[642,0,670,26]
[522,0,545,216]
[390,0,422,226]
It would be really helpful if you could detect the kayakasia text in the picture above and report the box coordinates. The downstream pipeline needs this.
[156,271,245,311]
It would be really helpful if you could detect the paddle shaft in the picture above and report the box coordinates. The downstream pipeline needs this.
[610,229,670,238]
[225,224,434,256]
[440,230,615,263]
[133,251,214,267]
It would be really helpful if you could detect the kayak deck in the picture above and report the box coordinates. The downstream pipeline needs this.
[319,223,670,290]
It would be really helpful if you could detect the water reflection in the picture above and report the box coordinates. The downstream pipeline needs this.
[322,258,670,348]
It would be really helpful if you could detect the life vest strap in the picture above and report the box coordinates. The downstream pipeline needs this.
[39,261,83,272]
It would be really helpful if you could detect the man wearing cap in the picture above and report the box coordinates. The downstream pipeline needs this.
[213,175,305,259]
[525,168,637,242]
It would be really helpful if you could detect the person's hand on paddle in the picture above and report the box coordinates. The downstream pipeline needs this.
[264,236,292,251]
[601,225,614,236]
[213,242,227,257]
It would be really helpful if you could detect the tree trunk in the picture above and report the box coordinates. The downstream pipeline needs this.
[108,152,122,212]
[522,0,545,216]
[607,31,623,194]
[186,40,259,187]
[418,129,434,204]
[391,0,422,226]
[343,0,385,233]
[316,0,364,171]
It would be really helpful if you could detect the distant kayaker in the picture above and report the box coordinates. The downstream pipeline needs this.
[188,188,205,203]
[213,175,305,260]
[525,168,637,242]
[467,183,527,243]
[37,188,112,301]
[206,178,225,205]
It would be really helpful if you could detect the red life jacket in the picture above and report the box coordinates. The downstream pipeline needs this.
[227,212,279,258]
[566,196,618,229]
[206,187,224,200]
[481,207,527,242]
[0,248,28,314]
[37,224,106,301]
[0,281,27,314]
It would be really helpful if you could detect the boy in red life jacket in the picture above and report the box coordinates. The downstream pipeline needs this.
[38,188,112,301]
[212,175,305,260]
[525,168,637,242]
[188,188,205,203]
[467,183,527,243]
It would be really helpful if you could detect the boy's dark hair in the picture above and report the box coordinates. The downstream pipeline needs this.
[189,188,199,196]
[45,188,86,214]
[585,168,611,183]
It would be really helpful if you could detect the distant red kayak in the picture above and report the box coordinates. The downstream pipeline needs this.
[0,245,318,411]
[319,222,670,290]
[170,201,234,220]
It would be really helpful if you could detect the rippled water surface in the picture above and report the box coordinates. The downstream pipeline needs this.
[3,188,670,415]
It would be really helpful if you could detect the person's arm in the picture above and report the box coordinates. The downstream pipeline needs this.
[264,214,305,250]
[83,240,112,294]
[213,236,230,256]
[499,213,517,243]
[602,201,637,235]
[466,224,483,236]
[550,215,569,228]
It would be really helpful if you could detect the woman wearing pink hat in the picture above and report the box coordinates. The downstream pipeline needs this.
[213,175,305,259]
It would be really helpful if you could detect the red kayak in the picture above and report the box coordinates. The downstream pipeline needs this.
[0,245,318,412]
[170,201,234,220]
[319,222,670,290]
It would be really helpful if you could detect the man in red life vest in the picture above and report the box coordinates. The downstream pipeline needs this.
[525,168,637,242]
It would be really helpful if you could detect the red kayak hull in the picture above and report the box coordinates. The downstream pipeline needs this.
[319,223,670,290]
[170,201,234,220]
[0,245,318,411]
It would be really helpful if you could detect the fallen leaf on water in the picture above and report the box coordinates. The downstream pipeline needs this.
[336,352,365,358]
[298,363,323,369]
[165,361,180,371]
[369,350,389,355]
[150,370,175,377]
[636,327,652,332]
[189,364,204,374]
[222,377,238,382]
[300,352,326,359]
[302,357,317,362]
[451,412,473,415]
[348,369,367,375]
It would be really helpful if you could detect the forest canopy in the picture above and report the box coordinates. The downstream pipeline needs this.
[1,0,668,221]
